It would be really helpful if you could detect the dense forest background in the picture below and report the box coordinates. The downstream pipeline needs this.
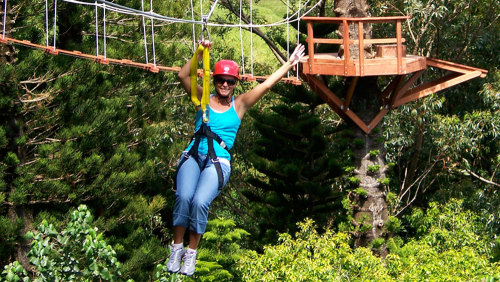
[0,0,498,280]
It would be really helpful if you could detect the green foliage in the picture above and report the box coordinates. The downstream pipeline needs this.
[405,199,494,256]
[237,219,392,280]
[0,216,23,266]
[1,205,122,281]
[367,164,381,173]
[2,261,29,282]
[153,264,184,282]
[153,218,250,281]
[348,176,361,185]
[238,214,500,281]
[385,216,402,233]
[244,83,346,244]
[354,187,367,197]
[371,238,385,249]
[1,0,499,279]
[344,166,355,173]
[198,218,250,275]
[379,0,500,230]
[190,218,249,281]
[352,138,365,148]
[377,177,390,186]
[369,149,380,158]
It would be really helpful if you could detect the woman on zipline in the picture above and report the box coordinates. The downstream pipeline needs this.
[167,40,305,276]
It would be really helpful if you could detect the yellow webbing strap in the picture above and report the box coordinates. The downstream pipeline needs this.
[190,44,210,122]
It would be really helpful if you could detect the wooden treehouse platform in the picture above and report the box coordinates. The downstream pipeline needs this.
[299,16,488,134]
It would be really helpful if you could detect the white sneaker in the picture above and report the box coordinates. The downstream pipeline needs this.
[166,245,185,273]
[180,249,197,276]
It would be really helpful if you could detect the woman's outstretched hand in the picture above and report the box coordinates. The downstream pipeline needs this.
[289,44,306,65]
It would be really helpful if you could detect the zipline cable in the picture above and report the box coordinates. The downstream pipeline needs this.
[205,0,219,21]
[60,0,321,28]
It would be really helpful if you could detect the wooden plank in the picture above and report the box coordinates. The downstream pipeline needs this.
[305,75,344,106]
[313,38,406,45]
[302,74,369,133]
[394,71,482,107]
[381,75,404,101]
[302,16,410,23]
[345,109,370,133]
[365,38,406,44]
[401,72,460,98]
[301,56,427,77]
[427,57,488,78]
[405,56,427,73]
[390,70,424,108]
[313,38,344,44]
[302,54,425,73]
[301,74,346,117]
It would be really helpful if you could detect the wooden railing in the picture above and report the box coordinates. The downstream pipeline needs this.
[302,16,410,76]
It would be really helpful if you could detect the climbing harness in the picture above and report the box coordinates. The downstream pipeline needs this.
[176,122,230,190]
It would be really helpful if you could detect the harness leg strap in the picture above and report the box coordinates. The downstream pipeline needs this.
[206,133,225,190]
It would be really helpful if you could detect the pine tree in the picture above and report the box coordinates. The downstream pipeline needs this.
[243,82,347,244]
[0,0,195,278]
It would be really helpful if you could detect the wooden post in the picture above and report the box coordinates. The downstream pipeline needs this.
[358,21,364,76]
[343,20,350,75]
[307,22,315,74]
[396,20,403,74]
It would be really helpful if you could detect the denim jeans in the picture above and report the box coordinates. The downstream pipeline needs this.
[173,152,231,234]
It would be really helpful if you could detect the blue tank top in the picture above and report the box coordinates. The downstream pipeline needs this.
[185,96,241,161]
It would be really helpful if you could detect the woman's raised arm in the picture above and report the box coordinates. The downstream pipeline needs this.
[235,44,305,118]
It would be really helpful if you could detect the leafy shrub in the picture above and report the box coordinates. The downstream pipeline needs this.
[1,205,122,281]
[237,203,500,281]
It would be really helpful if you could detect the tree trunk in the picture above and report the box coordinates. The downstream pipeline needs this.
[348,77,388,255]
[334,0,388,255]
[334,0,374,59]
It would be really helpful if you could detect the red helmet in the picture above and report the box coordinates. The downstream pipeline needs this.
[213,60,239,79]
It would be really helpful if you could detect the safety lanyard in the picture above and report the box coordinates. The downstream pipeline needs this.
[189,26,211,123]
